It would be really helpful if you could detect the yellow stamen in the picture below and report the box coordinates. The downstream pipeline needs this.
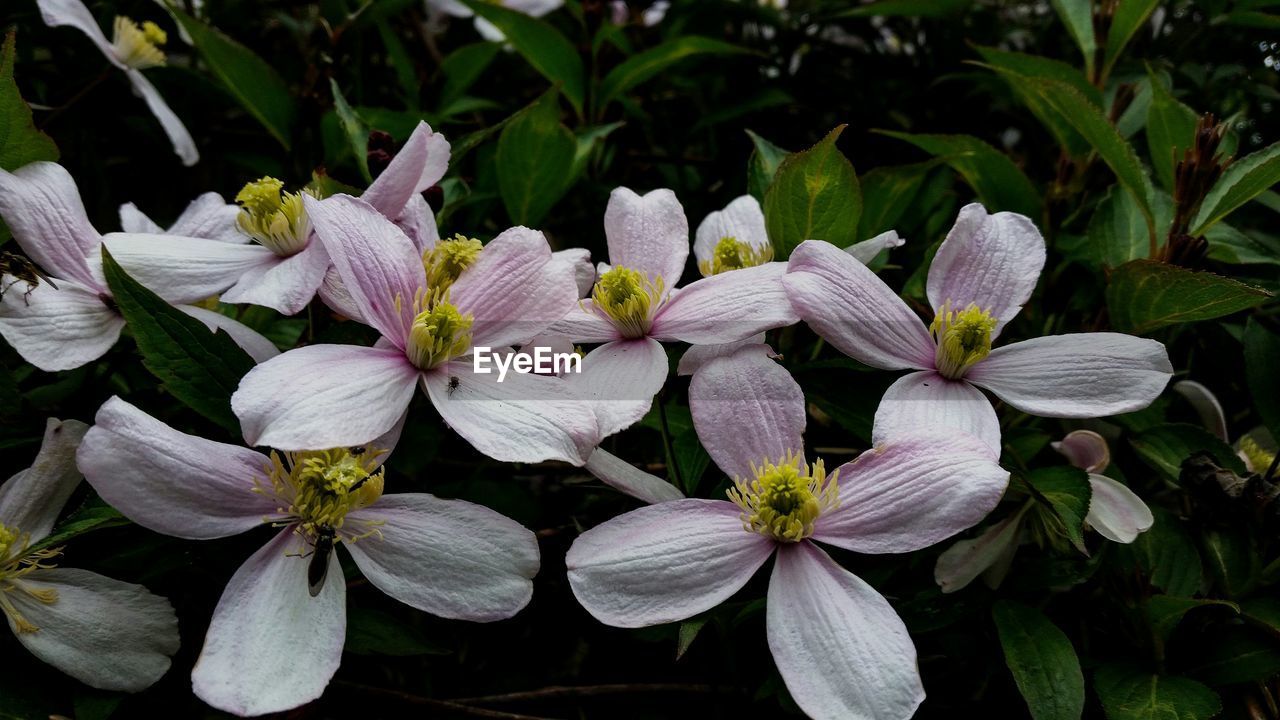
[235,177,316,256]
[254,449,386,543]
[424,234,484,292]
[405,295,473,370]
[930,301,997,379]
[0,523,63,634]
[112,16,166,70]
[589,266,665,338]
[727,451,839,542]
[698,236,773,276]
[1239,436,1276,475]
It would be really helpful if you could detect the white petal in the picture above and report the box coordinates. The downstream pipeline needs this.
[36,0,124,69]
[552,247,596,297]
[192,530,345,717]
[1086,474,1153,543]
[0,279,123,372]
[934,506,1028,593]
[344,493,539,621]
[545,300,622,343]
[604,187,689,286]
[175,305,280,363]
[101,232,278,305]
[566,499,774,627]
[583,447,685,504]
[1051,429,1111,474]
[8,568,178,692]
[125,70,199,166]
[872,371,1001,458]
[166,192,245,242]
[0,418,89,542]
[676,335,768,376]
[767,542,924,720]
[651,261,798,344]
[219,238,332,315]
[572,337,668,439]
[361,121,450,218]
[1173,380,1229,441]
[693,195,769,273]
[118,203,164,234]
[0,162,102,287]
[845,229,905,264]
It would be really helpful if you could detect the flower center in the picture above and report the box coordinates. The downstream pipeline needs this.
[930,301,997,379]
[424,234,484,292]
[112,16,167,70]
[698,236,773,276]
[405,297,474,370]
[589,266,665,338]
[727,451,839,542]
[254,449,386,543]
[234,177,316,256]
[0,523,62,634]
[1239,436,1276,475]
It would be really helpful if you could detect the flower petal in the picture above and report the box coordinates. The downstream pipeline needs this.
[449,226,578,348]
[0,162,101,287]
[872,371,1001,458]
[603,187,689,286]
[218,237,331,315]
[813,433,1009,554]
[306,194,424,344]
[545,300,622,343]
[394,193,441,254]
[566,499,774,627]
[583,447,685,504]
[966,333,1173,418]
[651,262,798,345]
[344,493,538,621]
[9,568,178,692]
[125,70,199,167]
[766,542,924,720]
[785,239,935,371]
[192,529,345,717]
[0,418,88,542]
[552,247,595,297]
[1051,429,1111,474]
[676,335,770,377]
[693,195,769,273]
[78,397,278,539]
[845,229,905,264]
[232,344,420,450]
[166,192,245,243]
[1173,380,1229,441]
[1086,474,1153,543]
[424,362,600,466]
[101,232,278,305]
[934,506,1028,594]
[118,203,164,235]
[36,0,124,70]
[0,279,123,372]
[175,305,280,363]
[926,204,1045,336]
[690,344,805,480]
[361,122,451,218]
[573,337,668,439]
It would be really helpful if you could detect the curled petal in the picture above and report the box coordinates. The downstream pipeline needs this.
[1173,380,1229,441]
[934,505,1028,593]
[845,229,905,264]
[1086,474,1153,543]
[0,418,89,542]
[1052,429,1111,474]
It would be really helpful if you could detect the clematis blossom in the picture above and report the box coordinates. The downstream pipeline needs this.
[785,203,1173,456]
[119,191,246,244]
[78,397,538,717]
[566,344,1009,719]
[1,418,179,691]
[232,193,599,465]
[37,0,198,165]
[0,162,279,370]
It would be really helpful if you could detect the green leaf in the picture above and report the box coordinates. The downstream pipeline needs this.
[975,49,1100,157]
[1026,466,1092,553]
[461,0,585,116]
[1191,141,1280,235]
[597,37,752,111]
[0,30,58,170]
[746,129,789,202]
[1130,423,1248,482]
[676,616,709,660]
[1050,0,1097,79]
[1094,663,1221,720]
[375,18,419,108]
[874,131,1041,218]
[763,125,862,257]
[1242,597,1280,636]
[329,80,371,183]
[495,91,577,227]
[570,121,624,181]
[439,42,502,108]
[1244,319,1280,443]
[992,600,1086,720]
[1202,528,1259,597]
[168,7,296,148]
[1204,223,1280,265]
[1087,185,1173,268]
[1106,259,1272,334]
[1103,0,1161,79]
[345,607,450,656]
[1145,74,1199,191]
[835,0,973,17]
[1117,508,1203,597]
[858,160,939,239]
[100,247,255,433]
[1146,596,1238,646]
[27,503,128,555]
[1188,626,1280,686]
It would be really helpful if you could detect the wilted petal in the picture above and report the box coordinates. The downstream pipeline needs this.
[125,70,199,167]
[767,542,924,720]
[78,397,278,539]
[693,195,769,272]
[1086,474,1153,543]
[690,344,805,480]
[785,239,935,371]
[175,305,280,363]
[219,238,331,315]
[344,493,538,621]
[0,279,123,372]
[424,362,599,466]
[1173,380,1229,441]
[192,530,345,717]
[604,187,689,286]
[0,418,88,542]
[573,337,668,439]
[102,232,277,305]
[361,121,451,218]
[651,262,797,344]
[967,333,1173,418]
[873,371,1001,458]
[814,433,1009,554]
[9,568,178,692]
[845,229,905,264]
[1052,429,1111,474]
[36,0,124,69]
[232,344,420,450]
[566,499,774,627]
[0,162,101,287]
[934,505,1028,593]
[583,447,685,504]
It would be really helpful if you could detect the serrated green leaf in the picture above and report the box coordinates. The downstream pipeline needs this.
[1244,319,1280,443]
[1102,0,1161,78]
[1117,508,1203,597]
[1191,141,1280,235]
[1051,0,1097,79]
[746,129,789,203]
[495,91,576,227]
[1106,259,1271,334]
[0,30,58,170]
[1130,423,1248,481]
[27,503,128,555]
[857,160,938,239]
[1094,663,1221,720]
[1087,185,1173,268]
[597,37,752,111]
[1146,74,1199,190]
[1146,596,1238,646]
[461,0,585,116]
[763,126,862,257]
[1204,222,1280,265]
[975,49,1100,157]
[676,616,708,660]
[1027,466,1092,553]
[992,600,1086,720]
[875,131,1041,218]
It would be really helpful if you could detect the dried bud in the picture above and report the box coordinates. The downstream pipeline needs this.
[1164,113,1232,266]
[367,130,396,178]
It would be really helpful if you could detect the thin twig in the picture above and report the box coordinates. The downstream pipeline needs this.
[451,683,730,705]
[333,682,557,720]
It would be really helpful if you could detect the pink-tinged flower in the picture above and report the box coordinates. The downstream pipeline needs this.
[426,0,564,42]
[935,429,1153,593]
[1174,380,1277,474]
[106,122,451,317]
[231,193,599,464]
[566,344,1008,719]
[37,0,198,166]
[77,397,539,717]
[0,163,279,370]
[785,203,1173,456]
[1,418,179,691]
[119,192,246,244]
